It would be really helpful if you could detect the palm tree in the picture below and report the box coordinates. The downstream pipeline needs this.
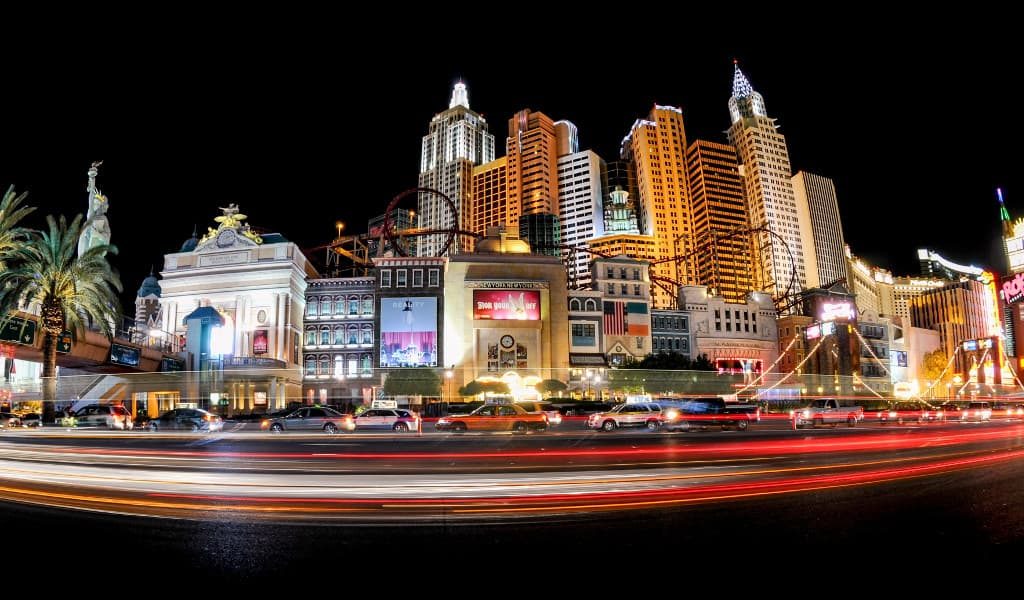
[0,214,122,416]
[0,185,34,264]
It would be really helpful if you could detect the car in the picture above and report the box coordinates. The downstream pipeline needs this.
[991,401,1024,419]
[514,401,562,426]
[937,402,967,422]
[260,406,353,433]
[18,413,42,428]
[74,405,133,430]
[0,412,21,429]
[148,408,224,432]
[962,401,992,422]
[883,400,940,425]
[587,403,664,432]
[547,401,613,416]
[435,404,547,433]
[351,409,420,432]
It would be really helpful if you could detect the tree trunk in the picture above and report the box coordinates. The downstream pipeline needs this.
[41,331,58,422]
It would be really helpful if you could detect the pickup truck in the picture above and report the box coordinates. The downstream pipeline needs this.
[792,398,863,428]
[660,397,758,432]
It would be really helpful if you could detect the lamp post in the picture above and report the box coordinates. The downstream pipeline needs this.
[445,367,454,413]
[593,374,602,402]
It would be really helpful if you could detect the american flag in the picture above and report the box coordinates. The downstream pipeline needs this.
[603,301,626,335]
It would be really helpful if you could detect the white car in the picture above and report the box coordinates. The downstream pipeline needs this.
[74,405,134,430]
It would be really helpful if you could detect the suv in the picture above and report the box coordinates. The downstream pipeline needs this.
[351,409,420,432]
[74,405,133,430]
[588,403,663,432]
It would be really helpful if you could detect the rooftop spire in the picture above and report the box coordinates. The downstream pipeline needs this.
[449,80,469,109]
[732,60,755,98]
[999,188,1013,236]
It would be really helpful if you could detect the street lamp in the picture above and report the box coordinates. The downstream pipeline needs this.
[335,220,345,239]
[593,374,602,401]
[445,367,454,401]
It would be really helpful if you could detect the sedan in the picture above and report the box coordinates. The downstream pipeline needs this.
[260,406,353,433]
[0,412,21,429]
[351,409,419,432]
[436,404,547,433]
[148,408,224,432]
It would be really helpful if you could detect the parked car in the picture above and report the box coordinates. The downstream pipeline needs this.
[148,408,224,432]
[961,401,992,422]
[351,409,420,432]
[260,406,353,433]
[792,398,863,428]
[435,404,547,433]
[19,413,42,428]
[991,401,1024,419]
[74,405,133,430]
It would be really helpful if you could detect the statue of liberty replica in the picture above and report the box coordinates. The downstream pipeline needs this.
[78,161,111,256]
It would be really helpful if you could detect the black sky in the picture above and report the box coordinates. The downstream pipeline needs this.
[2,21,1018,312]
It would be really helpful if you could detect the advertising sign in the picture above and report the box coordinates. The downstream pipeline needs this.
[1003,273,1024,304]
[380,297,437,367]
[820,301,855,321]
[473,290,540,320]
[56,331,72,354]
[254,391,267,406]
[0,316,36,346]
[110,343,141,367]
[253,329,268,355]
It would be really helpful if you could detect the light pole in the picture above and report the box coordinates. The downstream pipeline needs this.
[445,367,454,410]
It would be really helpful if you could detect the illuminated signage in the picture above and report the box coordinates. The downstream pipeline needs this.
[804,321,836,340]
[820,302,855,321]
[253,329,268,355]
[110,343,141,367]
[963,340,978,351]
[254,391,267,406]
[473,290,541,320]
[805,324,821,340]
[380,297,437,368]
[1002,273,1024,304]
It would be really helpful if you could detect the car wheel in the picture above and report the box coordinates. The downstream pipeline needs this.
[190,423,199,432]
[814,417,823,428]
[847,415,857,427]
[393,423,409,432]
[270,423,284,433]
[736,420,749,431]
[601,420,617,432]
[324,423,338,434]
[646,420,660,431]
[512,422,527,434]
[897,417,904,425]
[453,422,467,433]
[149,423,158,432]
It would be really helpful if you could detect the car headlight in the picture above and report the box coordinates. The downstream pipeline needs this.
[665,409,678,421]
[889,411,897,418]
[802,410,810,418]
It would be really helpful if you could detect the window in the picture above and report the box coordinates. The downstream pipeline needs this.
[348,325,358,345]
[716,322,721,331]
[714,309,720,318]
[349,296,359,315]
[362,325,372,344]
[361,354,372,375]
[334,355,344,377]
[570,298,581,311]
[620,268,627,279]
[306,298,317,317]
[318,355,330,375]
[304,356,316,376]
[734,310,740,320]
[428,269,440,287]
[585,299,597,311]
[412,269,424,287]
[681,338,689,352]
[726,322,732,332]
[633,269,640,281]
[633,284,640,296]
[607,283,614,294]
[607,268,614,279]
[681,317,689,332]
[335,296,345,315]
[320,327,330,345]
[334,326,344,345]
[636,337,644,349]
[362,296,373,315]
[320,297,332,316]
[396,270,407,287]
[620,284,628,295]
[348,356,358,376]
[305,327,316,346]
[381,270,392,287]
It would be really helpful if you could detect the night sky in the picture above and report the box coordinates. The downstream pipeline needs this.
[2,25,1017,312]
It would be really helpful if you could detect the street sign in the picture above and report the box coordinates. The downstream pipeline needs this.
[56,332,72,354]
[0,317,37,346]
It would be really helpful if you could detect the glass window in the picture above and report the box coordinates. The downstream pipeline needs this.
[348,356,358,376]
[633,269,640,281]
[620,284,627,295]
[716,322,721,331]
[607,283,614,294]
[306,298,317,317]
[633,284,640,296]
[349,296,359,315]
[620,268,627,279]
[570,298,581,311]
[396,270,407,287]
[320,327,330,345]
[348,325,358,344]
[362,326,372,344]
[362,296,373,315]
[318,355,330,375]
[320,297,332,316]
[305,327,316,346]
[305,356,316,376]
[381,270,392,287]
[636,337,643,349]
[583,299,594,311]
[607,268,614,279]
[334,326,344,345]
[334,355,344,376]
[361,354,372,375]
[335,297,345,315]
[412,270,424,287]
[428,269,440,287]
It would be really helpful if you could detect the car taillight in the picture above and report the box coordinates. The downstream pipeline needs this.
[204,415,212,421]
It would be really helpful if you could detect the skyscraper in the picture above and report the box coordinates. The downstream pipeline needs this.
[557,148,606,287]
[793,171,847,288]
[508,109,560,218]
[727,63,807,301]
[686,140,753,303]
[621,106,691,308]
[471,157,512,236]
[519,213,561,257]
[418,82,495,257]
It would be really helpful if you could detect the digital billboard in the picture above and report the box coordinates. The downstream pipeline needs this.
[253,329,268,355]
[473,290,540,320]
[380,297,437,367]
[110,343,141,367]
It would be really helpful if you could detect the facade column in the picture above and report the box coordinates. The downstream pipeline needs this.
[277,293,287,362]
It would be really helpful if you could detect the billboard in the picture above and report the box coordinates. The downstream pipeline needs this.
[110,343,141,367]
[473,290,540,320]
[380,297,437,367]
[253,329,268,355]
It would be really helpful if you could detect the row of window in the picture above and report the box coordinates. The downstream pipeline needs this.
[305,325,373,346]
[605,267,642,280]
[653,316,689,331]
[380,268,441,288]
[654,337,689,352]
[304,354,373,377]
[306,296,373,317]
[569,298,599,312]
[606,283,643,296]
[715,321,757,333]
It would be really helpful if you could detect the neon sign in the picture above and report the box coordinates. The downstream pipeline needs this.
[820,302,855,321]
[1004,273,1024,304]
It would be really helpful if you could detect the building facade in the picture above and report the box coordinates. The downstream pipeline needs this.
[678,286,777,376]
[910,279,998,376]
[518,213,561,257]
[471,156,511,237]
[621,105,691,308]
[651,309,691,356]
[557,149,606,287]
[686,139,753,304]
[793,171,847,288]
[727,63,807,299]
[302,277,376,407]
[507,109,561,219]
[418,82,495,257]
[591,255,652,365]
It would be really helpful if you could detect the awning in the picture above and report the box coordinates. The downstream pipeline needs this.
[569,353,608,366]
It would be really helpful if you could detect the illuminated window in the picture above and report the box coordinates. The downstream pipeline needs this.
[304,356,316,376]
[305,327,316,346]
[397,270,407,287]
[381,271,392,287]
[306,298,317,317]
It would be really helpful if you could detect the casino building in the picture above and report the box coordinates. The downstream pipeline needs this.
[443,228,569,398]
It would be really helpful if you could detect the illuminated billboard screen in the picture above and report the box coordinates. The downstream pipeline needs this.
[110,343,141,367]
[380,297,437,367]
[1002,273,1024,304]
[473,290,541,320]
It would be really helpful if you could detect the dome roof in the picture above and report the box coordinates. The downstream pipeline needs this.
[137,273,161,298]
[475,228,532,254]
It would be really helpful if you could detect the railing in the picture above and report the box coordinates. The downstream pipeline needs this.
[220,356,287,369]
[87,316,182,354]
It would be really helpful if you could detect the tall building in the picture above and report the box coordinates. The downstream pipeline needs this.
[621,105,691,308]
[603,186,640,235]
[417,82,495,257]
[792,171,847,288]
[518,213,561,257]
[910,279,999,376]
[471,157,511,236]
[557,149,606,286]
[686,139,753,304]
[508,109,560,218]
[727,63,807,300]
[588,233,659,278]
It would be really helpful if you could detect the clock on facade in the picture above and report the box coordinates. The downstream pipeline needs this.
[500,335,515,349]
[216,228,238,248]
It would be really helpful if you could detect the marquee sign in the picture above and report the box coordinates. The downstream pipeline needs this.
[1002,273,1024,304]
